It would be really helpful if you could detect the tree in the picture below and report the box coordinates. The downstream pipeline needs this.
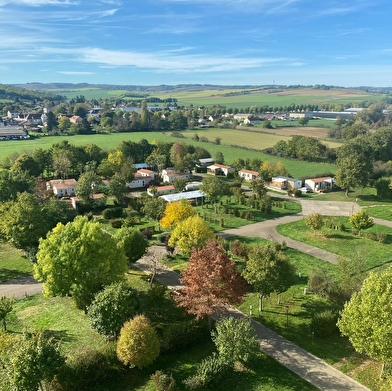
[0,169,34,202]
[305,212,323,232]
[109,174,129,205]
[174,240,247,320]
[0,296,14,331]
[250,179,266,199]
[0,331,65,391]
[169,215,213,255]
[140,99,150,130]
[349,209,374,235]
[170,142,188,172]
[142,196,167,221]
[34,216,128,310]
[335,140,374,196]
[212,316,259,366]
[11,153,41,177]
[214,151,224,164]
[168,110,187,130]
[200,176,230,212]
[160,199,195,229]
[298,117,309,126]
[337,266,392,375]
[87,281,140,339]
[114,227,148,263]
[242,245,296,311]
[76,164,105,208]
[117,315,160,368]
[173,177,187,193]
[0,192,76,259]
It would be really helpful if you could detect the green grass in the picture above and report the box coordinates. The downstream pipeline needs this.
[194,196,301,231]
[276,217,392,272]
[0,241,33,282]
[364,205,392,221]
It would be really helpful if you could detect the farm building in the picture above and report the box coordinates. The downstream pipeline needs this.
[238,169,260,182]
[271,176,302,190]
[207,164,235,177]
[305,177,335,192]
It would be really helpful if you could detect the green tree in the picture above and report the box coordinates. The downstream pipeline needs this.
[173,177,188,193]
[349,209,374,235]
[0,331,65,391]
[87,281,140,339]
[212,316,259,366]
[214,151,224,164]
[200,176,230,212]
[168,110,187,130]
[34,216,128,310]
[114,227,148,263]
[169,215,213,255]
[11,153,41,177]
[76,164,105,208]
[335,140,374,196]
[142,196,167,221]
[0,169,34,202]
[242,245,296,311]
[0,192,76,259]
[140,99,150,130]
[174,240,246,321]
[298,117,309,126]
[0,296,14,331]
[337,266,392,375]
[250,179,266,199]
[109,174,129,206]
[117,315,160,368]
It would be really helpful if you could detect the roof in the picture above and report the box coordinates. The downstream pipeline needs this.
[160,190,205,202]
[307,176,334,183]
[239,169,259,175]
[272,176,300,182]
[48,178,78,186]
[207,164,233,170]
[137,169,154,174]
[156,185,175,191]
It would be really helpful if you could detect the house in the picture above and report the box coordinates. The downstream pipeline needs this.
[239,169,260,182]
[185,181,202,191]
[207,164,235,177]
[147,185,175,197]
[70,115,83,125]
[160,190,205,204]
[70,193,106,209]
[271,176,302,190]
[129,169,155,189]
[24,113,43,125]
[197,158,214,167]
[305,176,335,192]
[161,168,191,183]
[46,178,78,198]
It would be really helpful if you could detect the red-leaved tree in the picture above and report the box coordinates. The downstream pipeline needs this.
[174,240,247,321]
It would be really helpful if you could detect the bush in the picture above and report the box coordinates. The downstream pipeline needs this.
[110,219,123,228]
[102,207,124,219]
[230,239,249,260]
[53,345,120,391]
[142,226,154,240]
[293,189,302,197]
[310,310,340,338]
[151,370,177,391]
[183,353,228,389]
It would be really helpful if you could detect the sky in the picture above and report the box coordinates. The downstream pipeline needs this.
[1,0,392,87]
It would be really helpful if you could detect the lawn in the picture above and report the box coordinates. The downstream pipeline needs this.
[0,241,33,282]
[275,217,392,272]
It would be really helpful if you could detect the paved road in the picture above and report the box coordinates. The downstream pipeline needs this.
[0,275,42,298]
[134,245,370,391]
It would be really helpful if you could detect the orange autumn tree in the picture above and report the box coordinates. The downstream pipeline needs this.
[174,240,247,321]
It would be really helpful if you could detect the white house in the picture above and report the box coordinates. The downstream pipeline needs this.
[239,169,260,182]
[128,169,155,189]
[305,176,334,192]
[46,178,78,198]
[271,176,302,190]
[147,185,176,197]
[161,168,191,183]
[207,164,235,177]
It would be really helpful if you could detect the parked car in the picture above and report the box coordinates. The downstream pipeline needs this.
[300,187,311,193]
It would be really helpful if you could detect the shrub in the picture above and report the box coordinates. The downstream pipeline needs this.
[54,345,120,391]
[293,189,302,197]
[230,239,249,259]
[142,226,154,240]
[110,219,123,228]
[151,370,177,391]
[310,310,340,338]
[183,353,228,389]
[102,207,124,219]
[339,222,346,231]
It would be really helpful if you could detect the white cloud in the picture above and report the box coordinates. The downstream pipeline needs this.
[98,8,119,17]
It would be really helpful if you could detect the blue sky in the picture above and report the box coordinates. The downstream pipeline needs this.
[1,0,392,87]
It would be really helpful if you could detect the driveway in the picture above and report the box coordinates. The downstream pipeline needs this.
[300,200,361,216]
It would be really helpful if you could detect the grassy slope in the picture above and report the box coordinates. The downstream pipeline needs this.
[0,241,32,282]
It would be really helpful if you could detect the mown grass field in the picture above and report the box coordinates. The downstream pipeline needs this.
[0,241,32,282]
[276,217,392,272]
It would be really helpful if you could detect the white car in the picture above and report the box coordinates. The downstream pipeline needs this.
[300,187,311,193]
